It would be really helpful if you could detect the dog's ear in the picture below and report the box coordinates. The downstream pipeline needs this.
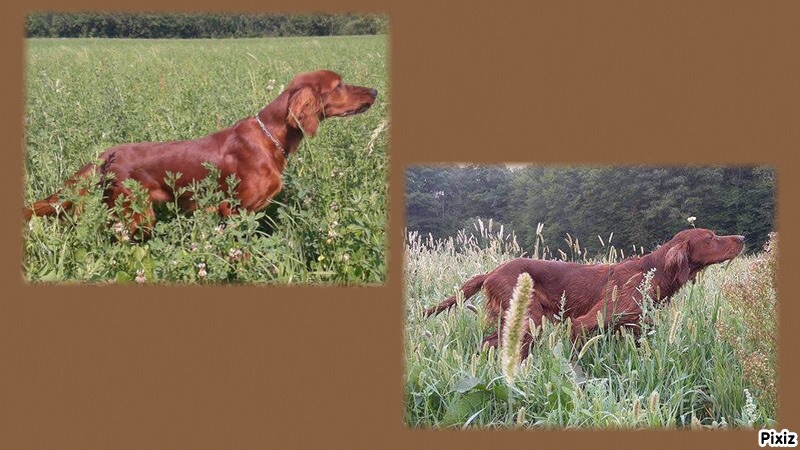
[664,241,691,286]
[287,87,321,137]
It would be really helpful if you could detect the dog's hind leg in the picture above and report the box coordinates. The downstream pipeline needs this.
[23,162,97,220]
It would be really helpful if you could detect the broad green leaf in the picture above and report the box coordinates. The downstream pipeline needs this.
[452,376,482,394]
[442,390,491,427]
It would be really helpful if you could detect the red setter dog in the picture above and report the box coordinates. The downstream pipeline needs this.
[23,70,377,232]
[424,228,745,355]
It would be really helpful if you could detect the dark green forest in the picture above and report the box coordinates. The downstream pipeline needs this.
[25,13,388,38]
[406,166,776,256]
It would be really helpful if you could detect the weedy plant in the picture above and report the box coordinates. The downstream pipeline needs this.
[405,223,778,428]
[23,36,388,284]
[716,232,778,417]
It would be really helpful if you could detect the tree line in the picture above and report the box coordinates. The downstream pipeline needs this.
[25,13,388,39]
[406,166,776,256]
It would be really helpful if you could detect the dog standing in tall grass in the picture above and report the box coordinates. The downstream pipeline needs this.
[424,228,745,356]
[23,70,378,233]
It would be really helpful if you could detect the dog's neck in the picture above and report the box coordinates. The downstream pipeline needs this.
[255,90,308,158]
[255,114,288,158]
[627,245,683,300]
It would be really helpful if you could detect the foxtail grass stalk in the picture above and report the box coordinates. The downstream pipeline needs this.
[500,272,533,425]
[501,272,533,385]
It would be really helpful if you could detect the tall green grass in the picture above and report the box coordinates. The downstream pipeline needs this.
[405,221,777,428]
[23,36,388,284]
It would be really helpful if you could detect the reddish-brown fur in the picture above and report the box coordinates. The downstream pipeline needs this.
[23,70,377,232]
[424,228,745,356]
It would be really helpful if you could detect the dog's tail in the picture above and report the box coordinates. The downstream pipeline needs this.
[424,273,489,317]
[23,162,99,221]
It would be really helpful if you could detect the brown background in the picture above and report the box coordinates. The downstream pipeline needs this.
[1,1,798,449]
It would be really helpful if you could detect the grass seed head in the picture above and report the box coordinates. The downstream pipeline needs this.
[501,272,533,385]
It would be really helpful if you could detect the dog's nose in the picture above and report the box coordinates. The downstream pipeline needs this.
[368,88,378,98]
[736,235,746,243]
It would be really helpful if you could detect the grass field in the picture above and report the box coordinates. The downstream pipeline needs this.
[405,222,777,428]
[23,36,388,284]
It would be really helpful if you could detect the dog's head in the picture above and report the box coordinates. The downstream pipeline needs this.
[284,70,378,137]
[663,228,745,285]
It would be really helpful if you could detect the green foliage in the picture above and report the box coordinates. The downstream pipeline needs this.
[405,228,777,428]
[717,232,778,416]
[406,165,513,239]
[26,13,388,38]
[24,36,388,284]
[405,165,776,256]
